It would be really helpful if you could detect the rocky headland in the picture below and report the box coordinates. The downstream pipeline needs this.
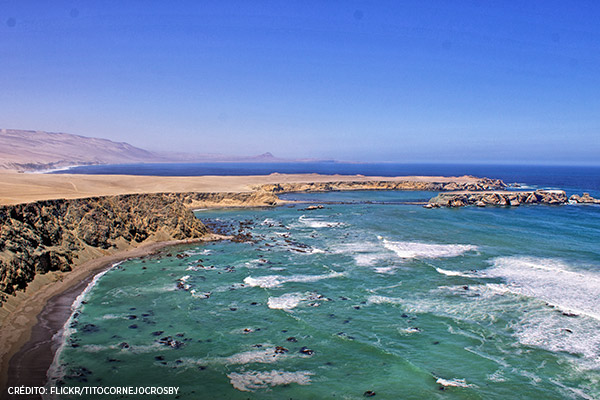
[0,193,211,307]
[254,177,506,193]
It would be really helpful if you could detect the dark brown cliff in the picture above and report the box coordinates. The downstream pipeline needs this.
[0,193,209,305]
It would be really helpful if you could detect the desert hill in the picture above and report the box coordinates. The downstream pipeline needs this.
[0,129,289,172]
[0,129,161,171]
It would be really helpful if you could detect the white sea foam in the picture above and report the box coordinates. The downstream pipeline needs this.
[101,313,122,320]
[244,271,344,289]
[398,327,422,335]
[374,266,397,274]
[268,293,305,310]
[222,348,288,365]
[267,292,327,310]
[182,248,211,256]
[307,248,326,254]
[435,267,479,278]
[80,342,166,354]
[367,295,404,305]
[393,285,512,323]
[261,218,283,227]
[436,377,474,388]
[487,370,507,383]
[354,253,384,267]
[445,256,600,368]
[332,241,391,267]
[159,347,291,372]
[483,256,600,320]
[298,215,345,228]
[228,370,314,392]
[380,238,477,260]
[47,262,121,386]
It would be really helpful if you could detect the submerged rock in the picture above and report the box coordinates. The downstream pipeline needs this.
[304,205,325,211]
[158,336,185,349]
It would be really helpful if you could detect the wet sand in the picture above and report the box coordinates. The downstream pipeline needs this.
[6,273,93,399]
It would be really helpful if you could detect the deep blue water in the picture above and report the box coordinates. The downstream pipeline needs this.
[54,163,600,194]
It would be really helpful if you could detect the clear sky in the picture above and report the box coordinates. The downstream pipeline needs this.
[1,1,599,164]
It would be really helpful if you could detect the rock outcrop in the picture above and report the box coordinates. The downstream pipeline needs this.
[175,191,279,208]
[0,193,209,305]
[254,178,506,194]
[426,190,568,208]
[569,193,600,204]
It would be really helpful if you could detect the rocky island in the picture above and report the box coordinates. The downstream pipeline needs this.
[426,190,600,208]
[426,190,569,208]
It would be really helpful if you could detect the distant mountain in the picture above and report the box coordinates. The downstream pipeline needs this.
[153,150,292,163]
[0,129,163,171]
[0,129,312,172]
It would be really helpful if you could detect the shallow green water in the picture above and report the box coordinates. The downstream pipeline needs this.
[52,192,600,399]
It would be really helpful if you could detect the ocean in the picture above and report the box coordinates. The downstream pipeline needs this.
[55,163,600,193]
[48,164,600,399]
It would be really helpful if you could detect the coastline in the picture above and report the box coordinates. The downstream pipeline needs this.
[0,172,493,206]
[0,235,223,398]
[0,172,505,397]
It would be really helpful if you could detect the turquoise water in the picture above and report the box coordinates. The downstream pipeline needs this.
[52,192,600,399]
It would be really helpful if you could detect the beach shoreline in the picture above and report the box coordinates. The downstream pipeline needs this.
[0,236,223,399]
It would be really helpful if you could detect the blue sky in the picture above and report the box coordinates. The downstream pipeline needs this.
[1,1,599,164]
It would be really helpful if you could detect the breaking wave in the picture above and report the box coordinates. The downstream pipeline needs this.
[267,292,328,310]
[484,256,600,320]
[244,271,344,289]
[380,238,478,260]
[298,215,346,228]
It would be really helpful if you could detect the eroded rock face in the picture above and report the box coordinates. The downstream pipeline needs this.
[0,193,209,304]
[175,191,279,208]
[427,190,568,208]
